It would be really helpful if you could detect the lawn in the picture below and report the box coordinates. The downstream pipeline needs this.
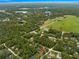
[41,15,79,33]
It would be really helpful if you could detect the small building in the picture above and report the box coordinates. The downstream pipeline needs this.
[45,11,52,16]
[2,18,10,22]
[15,11,28,14]
[44,50,62,59]
[0,10,5,12]
[77,42,79,48]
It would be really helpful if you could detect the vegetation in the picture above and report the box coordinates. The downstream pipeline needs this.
[41,15,79,33]
[0,4,79,59]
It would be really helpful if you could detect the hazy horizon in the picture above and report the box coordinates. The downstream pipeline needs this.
[0,2,79,4]
[0,0,79,3]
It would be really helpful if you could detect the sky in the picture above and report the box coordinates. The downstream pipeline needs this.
[0,0,79,3]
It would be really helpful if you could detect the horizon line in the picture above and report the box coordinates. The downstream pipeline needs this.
[0,1,79,4]
[0,1,79,3]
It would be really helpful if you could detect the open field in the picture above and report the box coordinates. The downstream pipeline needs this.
[41,15,79,33]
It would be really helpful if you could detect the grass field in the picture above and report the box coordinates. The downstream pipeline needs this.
[41,15,79,33]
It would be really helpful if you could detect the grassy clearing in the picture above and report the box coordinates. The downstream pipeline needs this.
[41,15,79,33]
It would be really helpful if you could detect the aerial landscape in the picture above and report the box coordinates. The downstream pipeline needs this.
[0,0,79,59]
